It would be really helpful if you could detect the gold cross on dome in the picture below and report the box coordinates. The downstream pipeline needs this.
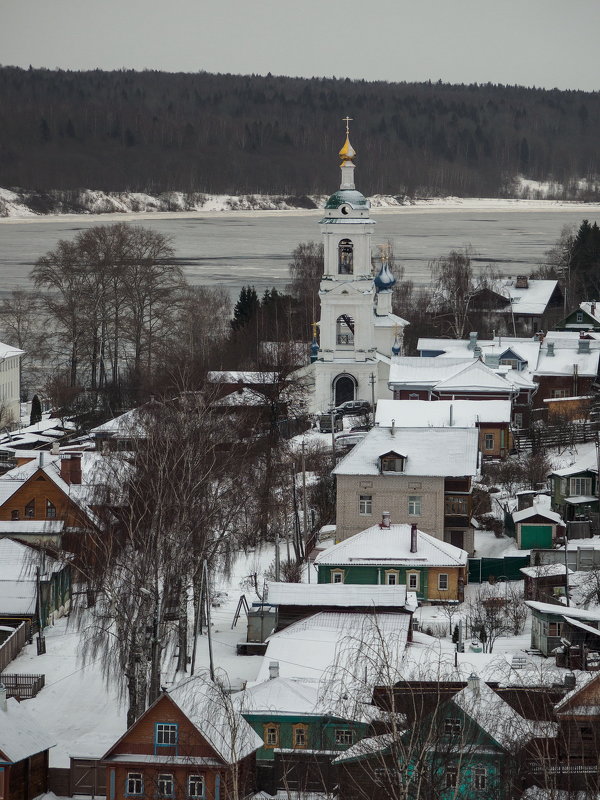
[342,116,353,135]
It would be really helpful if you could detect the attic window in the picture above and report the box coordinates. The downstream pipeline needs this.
[577,312,584,322]
[35,475,46,481]
[46,499,56,519]
[444,718,462,735]
[155,722,178,746]
[380,453,405,473]
[25,499,35,519]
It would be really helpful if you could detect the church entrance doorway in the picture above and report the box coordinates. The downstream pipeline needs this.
[333,374,356,406]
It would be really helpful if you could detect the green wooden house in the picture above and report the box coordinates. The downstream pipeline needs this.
[336,676,543,799]
[556,301,600,332]
[526,600,600,656]
[550,460,598,522]
[314,520,468,603]
[237,676,369,795]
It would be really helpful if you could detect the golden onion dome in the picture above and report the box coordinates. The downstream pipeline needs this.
[338,134,356,164]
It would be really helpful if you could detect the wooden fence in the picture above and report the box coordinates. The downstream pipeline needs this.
[0,621,30,673]
[1,673,45,699]
[514,420,600,452]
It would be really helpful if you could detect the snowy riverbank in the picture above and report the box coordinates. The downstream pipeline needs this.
[2,185,600,221]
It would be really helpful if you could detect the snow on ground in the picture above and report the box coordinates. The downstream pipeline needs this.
[5,544,276,767]
[2,186,600,220]
[473,529,520,558]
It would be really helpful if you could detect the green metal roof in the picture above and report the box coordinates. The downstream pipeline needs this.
[324,189,369,210]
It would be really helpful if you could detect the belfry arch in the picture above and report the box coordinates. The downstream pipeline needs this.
[338,239,353,274]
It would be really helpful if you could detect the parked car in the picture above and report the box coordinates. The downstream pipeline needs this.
[319,411,343,433]
[335,400,371,416]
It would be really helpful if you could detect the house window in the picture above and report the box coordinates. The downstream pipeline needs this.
[472,767,487,790]
[293,723,308,748]
[331,570,345,584]
[570,477,592,496]
[438,574,449,591]
[445,766,458,788]
[445,495,468,515]
[408,496,422,516]
[335,729,354,745]
[552,389,569,398]
[188,776,205,798]
[11,510,19,520]
[338,239,354,274]
[126,773,143,796]
[408,393,420,400]
[155,722,178,746]
[385,570,400,586]
[548,621,562,637]
[381,455,405,472]
[25,499,35,518]
[577,311,584,322]
[407,572,419,591]
[444,718,462,735]
[359,495,372,515]
[484,433,495,450]
[513,413,523,429]
[264,723,280,747]
[46,499,56,519]
[157,774,174,797]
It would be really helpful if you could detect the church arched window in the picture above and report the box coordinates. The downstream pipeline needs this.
[336,315,354,346]
[338,239,353,274]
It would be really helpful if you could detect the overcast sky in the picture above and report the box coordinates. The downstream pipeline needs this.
[2,0,600,92]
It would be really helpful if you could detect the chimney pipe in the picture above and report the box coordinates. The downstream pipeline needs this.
[391,419,395,436]
[381,511,391,529]
[449,403,454,427]
[546,342,555,357]
[269,661,279,680]
[410,523,418,553]
[38,451,44,469]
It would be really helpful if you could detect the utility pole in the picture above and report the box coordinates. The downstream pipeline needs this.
[204,560,215,681]
[302,439,310,583]
[369,372,376,426]
[330,409,336,459]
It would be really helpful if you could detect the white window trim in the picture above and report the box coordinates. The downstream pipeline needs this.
[570,476,592,496]
[407,571,419,590]
[438,573,449,591]
[331,569,345,584]
[408,495,422,516]
[359,494,373,515]
[384,569,400,586]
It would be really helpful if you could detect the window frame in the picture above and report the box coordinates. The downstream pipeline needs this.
[445,766,458,789]
[157,773,174,798]
[292,722,308,749]
[407,572,419,591]
[126,773,144,796]
[384,569,400,586]
[444,717,462,735]
[472,766,487,790]
[359,494,373,515]
[338,238,354,275]
[570,476,592,496]
[25,499,35,519]
[484,433,495,451]
[155,722,178,747]
[438,573,449,591]
[264,722,280,748]
[548,621,562,637]
[188,775,205,799]
[334,728,354,746]
[331,569,345,584]
[408,495,422,516]
[45,498,57,519]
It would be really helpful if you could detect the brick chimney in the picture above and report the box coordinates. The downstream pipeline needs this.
[380,511,391,529]
[410,523,418,553]
[60,454,82,485]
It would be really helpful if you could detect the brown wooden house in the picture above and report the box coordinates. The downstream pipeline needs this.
[101,678,262,800]
[0,685,55,800]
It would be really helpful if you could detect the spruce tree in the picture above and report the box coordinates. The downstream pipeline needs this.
[30,394,42,425]
[231,286,259,331]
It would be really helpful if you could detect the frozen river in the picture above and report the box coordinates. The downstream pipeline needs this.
[2,203,600,298]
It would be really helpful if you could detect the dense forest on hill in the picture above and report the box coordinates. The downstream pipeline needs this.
[1,66,600,198]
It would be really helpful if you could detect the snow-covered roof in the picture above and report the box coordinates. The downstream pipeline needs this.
[0,696,55,762]
[315,523,468,568]
[0,539,65,614]
[553,671,599,713]
[166,677,263,763]
[256,612,410,683]
[332,733,394,764]
[513,505,563,525]
[332,426,479,477]
[562,616,600,638]
[452,679,550,752]
[499,278,559,316]
[389,357,515,394]
[0,341,24,359]
[418,335,540,364]
[213,388,265,407]
[373,312,409,328]
[90,407,148,437]
[375,399,511,428]
[535,339,600,377]
[526,601,600,622]
[264,581,413,609]
[208,371,280,384]
[520,564,571,578]
[236,677,322,717]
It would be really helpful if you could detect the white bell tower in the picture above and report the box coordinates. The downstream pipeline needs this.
[312,119,408,412]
